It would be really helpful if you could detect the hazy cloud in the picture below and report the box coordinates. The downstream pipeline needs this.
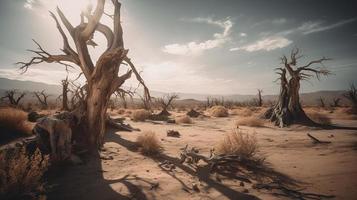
[162,17,233,56]
[301,18,357,35]
[230,36,292,52]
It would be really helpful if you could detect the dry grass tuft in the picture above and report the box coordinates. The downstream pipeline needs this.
[175,115,193,124]
[136,131,162,155]
[0,107,33,143]
[209,106,229,117]
[216,129,258,159]
[235,117,264,127]
[307,111,332,125]
[131,109,151,121]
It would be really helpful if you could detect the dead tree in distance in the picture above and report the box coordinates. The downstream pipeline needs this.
[330,97,341,107]
[257,89,263,107]
[1,89,26,106]
[17,0,150,148]
[60,77,70,110]
[343,83,357,114]
[317,97,325,108]
[157,93,179,116]
[34,90,51,109]
[264,48,331,127]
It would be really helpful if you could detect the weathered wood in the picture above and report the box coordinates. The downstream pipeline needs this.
[264,48,331,127]
[18,0,150,149]
[307,133,331,144]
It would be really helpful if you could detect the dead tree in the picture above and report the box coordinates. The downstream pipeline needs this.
[18,0,150,148]
[264,48,331,127]
[69,82,87,110]
[317,97,325,108]
[157,94,179,116]
[34,90,51,109]
[59,77,70,110]
[114,88,133,109]
[1,90,26,106]
[330,98,341,107]
[343,83,357,114]
[257,89,263,107]
[139,94,151,110]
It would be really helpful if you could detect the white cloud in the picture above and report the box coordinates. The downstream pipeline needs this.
[277,18,357,36]
[301,18,356,35]
[230,36,292,52]
[240,32,247,37]
[24,0,35,9]
[162,17,233,56]
[0,67,82,85]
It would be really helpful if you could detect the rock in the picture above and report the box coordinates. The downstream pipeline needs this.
[192,183,200,192]
[167,130,180,138]
[240,181,245,187]
[166,119,176,124]
[242,189,249,193]
[186,109,201,118]
[28,111,45,122]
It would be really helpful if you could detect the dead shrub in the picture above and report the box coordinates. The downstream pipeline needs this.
[235,117,264,127]
[117,108,125,115]
[216,129,258,159]
[136,131,162,155]
[175,115,193,124]
[0,107,33,143]
[307,111,332,125]
[209,106,228,117]
[0,143,49,199]
[131,109,151,121]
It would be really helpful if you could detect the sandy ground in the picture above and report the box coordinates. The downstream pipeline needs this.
[47,109,357,200]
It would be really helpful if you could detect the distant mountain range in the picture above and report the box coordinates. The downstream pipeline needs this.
[0,77,348,106]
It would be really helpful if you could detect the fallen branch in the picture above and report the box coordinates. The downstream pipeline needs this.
[307,133,331,144]
[253,183,335,200]
[106,116,140,132]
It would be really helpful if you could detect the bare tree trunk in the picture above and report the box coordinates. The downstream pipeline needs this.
[86,80,111,147]
[264,49,330,127]
[61,78,69,110]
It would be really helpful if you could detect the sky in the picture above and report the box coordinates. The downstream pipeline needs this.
[0,0,356,95]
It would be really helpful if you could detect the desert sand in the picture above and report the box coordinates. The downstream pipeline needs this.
[46,108,357,200]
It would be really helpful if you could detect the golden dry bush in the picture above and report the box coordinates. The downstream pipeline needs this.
[0,107,33,142]
[175,115,193,124]
[0,145,49,198]
[306,111,332,125]
[209,106,228,117]
[131,109,151,121]
[136,131,162,155]
[235,117,264,127]
[216,129,258,159]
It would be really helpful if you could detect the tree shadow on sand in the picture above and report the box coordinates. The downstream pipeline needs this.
[46,147,157,200]
[106,129,335,200]
[46,128,335,200]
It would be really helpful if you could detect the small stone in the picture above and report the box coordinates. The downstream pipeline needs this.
[192,183,200,192]
[239,181,245,187]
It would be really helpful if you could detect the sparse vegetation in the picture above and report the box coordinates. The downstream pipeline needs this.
[175,115,193,124]
[0,107,32,143]
[136,131,162,155]
[131,109,151,121]
[216,129,258,159]
[343,83,357,114]
[235,117,264,127]
[208,105,228,117]
[0,142,48,199]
